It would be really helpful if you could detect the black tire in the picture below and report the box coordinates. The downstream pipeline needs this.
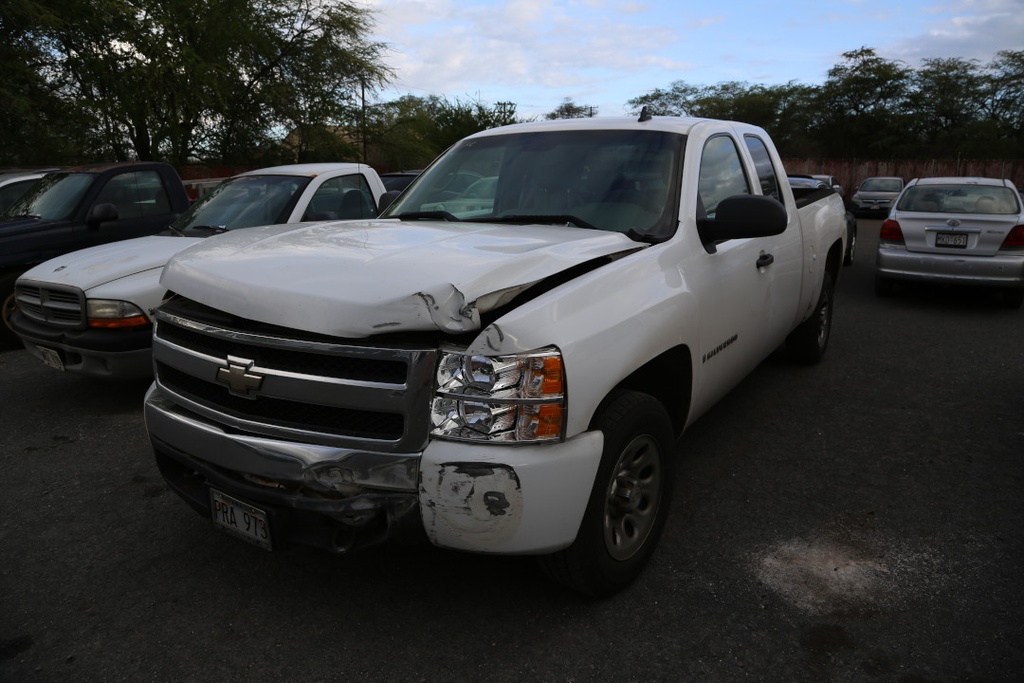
[0,272,22,349]
[539,391,675,597]
[786,271,834,365]
[1002,288,1024,309]
[874,276,894,297]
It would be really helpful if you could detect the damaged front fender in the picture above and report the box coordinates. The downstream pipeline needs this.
[420,463,523,550]
[418,432,604,554]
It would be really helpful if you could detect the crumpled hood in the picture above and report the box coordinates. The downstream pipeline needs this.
[20,235,202,291]
[162,219,645,337]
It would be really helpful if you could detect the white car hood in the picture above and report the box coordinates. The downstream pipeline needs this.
[21,235,203,291]
[162,219,645,337]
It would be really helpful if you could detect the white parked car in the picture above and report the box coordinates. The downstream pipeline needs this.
[11,163,387,379]
[875,176,1024,308]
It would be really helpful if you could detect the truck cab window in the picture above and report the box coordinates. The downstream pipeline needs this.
[697,135,751,218]
[744,135,782,202]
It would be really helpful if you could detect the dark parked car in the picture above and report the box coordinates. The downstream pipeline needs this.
[379,170,422,193]
[0,162,190,347]
[851,176,904,217]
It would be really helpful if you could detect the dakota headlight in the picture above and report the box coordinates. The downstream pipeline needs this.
[431,346,565,443]
[86,299,150,329]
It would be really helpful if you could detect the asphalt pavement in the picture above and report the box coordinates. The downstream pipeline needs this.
[1,220,1022,682]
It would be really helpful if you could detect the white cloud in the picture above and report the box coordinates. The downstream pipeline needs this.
[359,0,1023,118]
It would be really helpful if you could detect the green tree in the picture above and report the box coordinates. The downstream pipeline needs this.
[0,0,89,164]
[545,98,597,119]
[906,57,986,157]
[13,0,389,165]
[815,47,912,157]
[982,50,1024,156]
[366,95,524,171]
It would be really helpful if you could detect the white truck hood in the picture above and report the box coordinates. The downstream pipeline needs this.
[21,235,202,291]
[162,219,645,337]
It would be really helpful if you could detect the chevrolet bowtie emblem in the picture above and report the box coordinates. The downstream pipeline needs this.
[217,356,264,396]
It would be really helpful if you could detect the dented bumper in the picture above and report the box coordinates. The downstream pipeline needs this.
[145,383,604,555]
[420,433,604,554]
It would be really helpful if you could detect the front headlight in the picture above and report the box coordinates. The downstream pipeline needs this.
[86,299,150,329]
[430,346,566,443]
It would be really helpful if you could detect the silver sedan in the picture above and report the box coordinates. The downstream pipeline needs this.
[875,177,1024,308]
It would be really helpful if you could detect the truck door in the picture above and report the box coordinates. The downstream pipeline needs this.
[80,170,177,249]
[689,134,777,411]
[743,134,803,351]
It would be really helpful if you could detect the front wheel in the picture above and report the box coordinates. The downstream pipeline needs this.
[539,391,675,597]
[786,271,834,365]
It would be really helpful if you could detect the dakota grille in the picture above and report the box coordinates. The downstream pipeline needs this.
[15,282,86,328]
[151,297,438,451]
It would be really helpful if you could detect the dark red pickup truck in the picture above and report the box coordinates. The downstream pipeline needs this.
[0,162,190,347]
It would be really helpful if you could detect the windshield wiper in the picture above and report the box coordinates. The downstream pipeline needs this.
[2,213,41,220]
[396,211,461,222]
[482,214,598,230]
[185,225,228,235]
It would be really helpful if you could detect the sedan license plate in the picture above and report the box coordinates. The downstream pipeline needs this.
[936,232,968,248]
[210,489,272,550]
[37,346,64,371]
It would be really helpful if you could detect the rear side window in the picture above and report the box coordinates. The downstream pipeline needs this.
[697,135,751,218]
[303,174,378,221]
[744,135,782,202]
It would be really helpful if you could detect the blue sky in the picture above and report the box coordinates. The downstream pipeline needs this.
[362,0,1024,118]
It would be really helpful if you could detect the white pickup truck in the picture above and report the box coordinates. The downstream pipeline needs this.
[11,163,386,379]
[144,115,847,596]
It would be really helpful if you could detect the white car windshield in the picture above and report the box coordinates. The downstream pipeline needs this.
[173,174,311,234]
[383,129,684,240]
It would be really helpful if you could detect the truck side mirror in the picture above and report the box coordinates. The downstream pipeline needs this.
[697,194,787,247]
[86,202,119,228]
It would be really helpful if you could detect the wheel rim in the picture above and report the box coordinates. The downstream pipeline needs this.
[603,434,663,561]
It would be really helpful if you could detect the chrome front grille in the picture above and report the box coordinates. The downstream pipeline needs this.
[15,282,86,328]
[152,297,438,452]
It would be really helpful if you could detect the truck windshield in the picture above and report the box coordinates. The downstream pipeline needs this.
[383,129,684,239]
[3,173,95,221]
[173,174,311,235]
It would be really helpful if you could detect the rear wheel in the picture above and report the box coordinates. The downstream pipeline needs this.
[786,271,834,365]
[539,391,675,597]
[843,225,857,266]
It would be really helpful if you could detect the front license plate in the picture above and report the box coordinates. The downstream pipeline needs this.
[210,489,272,550]
[936,232,968,248]
[37,346,64,371]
